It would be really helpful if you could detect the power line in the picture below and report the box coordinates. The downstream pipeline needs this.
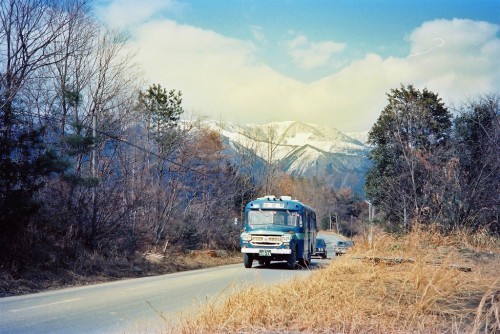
[13,110,208,177]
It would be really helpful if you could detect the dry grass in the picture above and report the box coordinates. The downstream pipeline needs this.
[166,227,500,334]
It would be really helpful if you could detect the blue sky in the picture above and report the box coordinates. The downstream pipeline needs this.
[95,0,500,132]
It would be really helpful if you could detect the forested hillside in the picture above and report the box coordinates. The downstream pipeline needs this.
[0,0,254,279]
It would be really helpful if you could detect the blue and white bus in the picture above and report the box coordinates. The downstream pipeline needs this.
[240,195,317,269]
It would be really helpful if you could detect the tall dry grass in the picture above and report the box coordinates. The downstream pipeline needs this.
[164,227,500,333]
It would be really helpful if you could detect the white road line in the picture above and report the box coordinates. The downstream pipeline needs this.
[9,298,82,313]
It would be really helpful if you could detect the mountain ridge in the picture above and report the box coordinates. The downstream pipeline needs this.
[201,120,372,193]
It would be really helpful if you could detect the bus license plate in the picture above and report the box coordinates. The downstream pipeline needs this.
[259,250,271,256]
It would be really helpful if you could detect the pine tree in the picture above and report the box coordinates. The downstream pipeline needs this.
[0,92,66,263]
[139,84,184,154]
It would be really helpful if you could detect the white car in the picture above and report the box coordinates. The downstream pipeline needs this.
[334,240,354,256]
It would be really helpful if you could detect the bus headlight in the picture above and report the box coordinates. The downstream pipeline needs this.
[281,234,291,243]
[241,233,252,241]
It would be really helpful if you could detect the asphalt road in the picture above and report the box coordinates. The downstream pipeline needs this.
[0,233,340,333]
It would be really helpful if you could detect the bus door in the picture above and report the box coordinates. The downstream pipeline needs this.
[303,211,310,259]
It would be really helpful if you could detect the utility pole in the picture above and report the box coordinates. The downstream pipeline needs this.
[92,111,97,180]
[335,212,339,234]
[90,110,98,246]
[365,200,374,247]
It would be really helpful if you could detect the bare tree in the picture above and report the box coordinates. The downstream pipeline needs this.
[35,20,143,249]
[451,95,499,232]
[0,0,87,104]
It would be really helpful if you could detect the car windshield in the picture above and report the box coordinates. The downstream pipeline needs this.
[247,210,300,226]
[337,241,353,247]
[316,239,326,247]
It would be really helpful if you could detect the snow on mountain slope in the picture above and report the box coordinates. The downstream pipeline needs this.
[346,131,370,144]
[204,120,367,159]
[201,120,371,193]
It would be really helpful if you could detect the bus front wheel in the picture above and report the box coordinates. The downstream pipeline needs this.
[243,253,253,268]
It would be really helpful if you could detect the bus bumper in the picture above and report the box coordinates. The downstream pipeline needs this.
[241,247,292,254]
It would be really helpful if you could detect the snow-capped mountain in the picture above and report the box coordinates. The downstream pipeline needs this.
[202,120,372,193]
[346,131,370,145]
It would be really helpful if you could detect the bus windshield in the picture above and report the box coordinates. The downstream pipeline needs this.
[247,210,300,226]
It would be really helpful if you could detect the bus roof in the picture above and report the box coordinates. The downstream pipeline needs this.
[245,195,314,212]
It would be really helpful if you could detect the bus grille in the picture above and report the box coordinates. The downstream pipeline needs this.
[250,235,282,246]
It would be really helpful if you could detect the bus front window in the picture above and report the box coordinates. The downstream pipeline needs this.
[248,210,300,226]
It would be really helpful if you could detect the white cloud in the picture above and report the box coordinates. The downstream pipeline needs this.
[103,7,500,132]
[286,35,346,70]
[407,19,500,100]
[130,20,303,124]
[95,0,182,29]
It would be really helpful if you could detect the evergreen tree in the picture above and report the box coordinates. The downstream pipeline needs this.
[137,84,185,245]
[138,84,184,154]
[365,84,452,230]
[0,91,66,263]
